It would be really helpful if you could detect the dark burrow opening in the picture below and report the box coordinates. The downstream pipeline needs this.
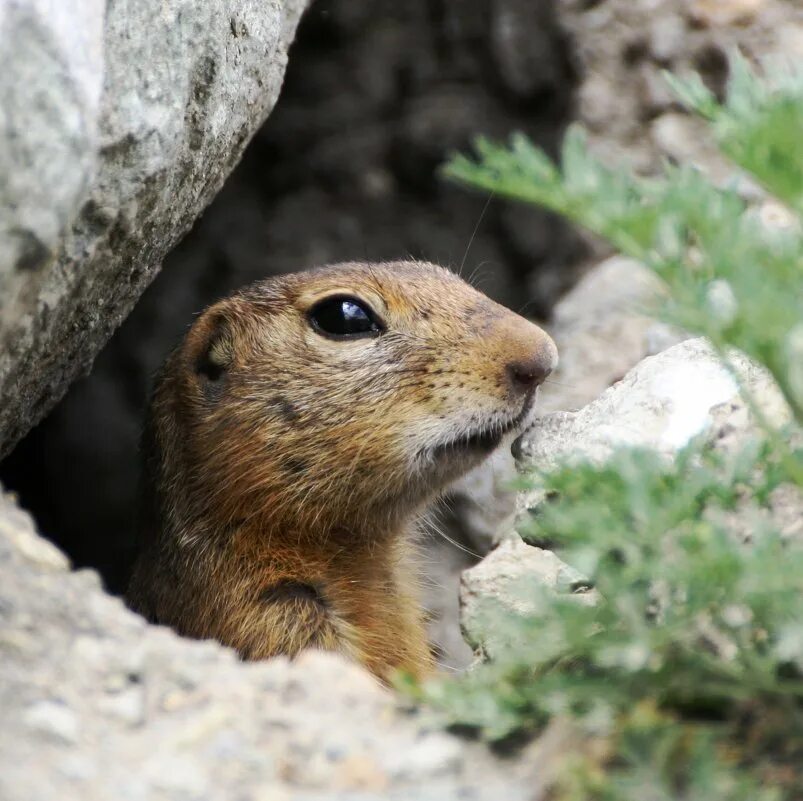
[0,0,585,596]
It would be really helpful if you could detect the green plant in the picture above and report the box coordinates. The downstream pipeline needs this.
[444,54,803,426]
[417,56,803,799]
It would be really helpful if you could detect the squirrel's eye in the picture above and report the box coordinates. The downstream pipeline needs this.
[308,296,384,339]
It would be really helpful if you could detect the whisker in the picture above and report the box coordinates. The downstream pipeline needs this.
[433,660,464,674]
[543,377,580,389]
[425,513,483,560]
[459,191,495,277]
[516,298,542,317]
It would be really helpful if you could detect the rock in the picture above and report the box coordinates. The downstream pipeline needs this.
[0,489,538,801]
[538,256,686,414]
[558,0,803,172]
[23,701,80,745]
[460,537,598,658]
[516,338,792,517]
[464,339,799,657]
[0,0,307,457]
[688,0,768,28]
[0,0,103,275]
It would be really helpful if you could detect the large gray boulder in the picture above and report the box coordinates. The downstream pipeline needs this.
[0,0,306,457]
[0,489,540,801]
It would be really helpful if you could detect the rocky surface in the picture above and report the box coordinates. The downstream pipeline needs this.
[460,537,598,659]
[0,0,306,458]
[558,0,803,175]
[0,0,103,290]
[516,337,793,518]
[516,338,791,482]
[462,338,800,656]
[0,490,537,801]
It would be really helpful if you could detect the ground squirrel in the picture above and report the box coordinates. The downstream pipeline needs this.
[127,260,557,681]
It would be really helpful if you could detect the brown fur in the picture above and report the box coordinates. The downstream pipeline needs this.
[127,260,557,681]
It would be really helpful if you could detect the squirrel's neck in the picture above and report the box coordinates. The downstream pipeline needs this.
[201,518,433,679]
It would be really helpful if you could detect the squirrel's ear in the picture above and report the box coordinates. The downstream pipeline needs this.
[188,308,234,385]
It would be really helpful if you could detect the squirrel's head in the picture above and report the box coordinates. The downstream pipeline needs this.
[150,261,557,537]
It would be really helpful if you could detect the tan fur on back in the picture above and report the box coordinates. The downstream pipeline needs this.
[127,261,556,681]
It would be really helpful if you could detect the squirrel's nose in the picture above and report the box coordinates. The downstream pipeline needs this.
[507,355,553,392]
[500,316,558,396]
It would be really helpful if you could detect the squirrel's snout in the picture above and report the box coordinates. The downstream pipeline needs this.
[499,317,558,397]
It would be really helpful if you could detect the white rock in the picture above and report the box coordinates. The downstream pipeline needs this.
[517,338,791,482]
[460,537,598,657]
[0,490,537,801]
[0,493,69,570]
[461,339,796,656]
[0,0,103,273]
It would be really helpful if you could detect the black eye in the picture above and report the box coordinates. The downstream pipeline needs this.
[308,296,384,339]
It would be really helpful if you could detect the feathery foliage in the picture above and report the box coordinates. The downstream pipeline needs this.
[418,56,803,799]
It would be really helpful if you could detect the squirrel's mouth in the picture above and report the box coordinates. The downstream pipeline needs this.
[431,426,506,460]
[428,389,538,462]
